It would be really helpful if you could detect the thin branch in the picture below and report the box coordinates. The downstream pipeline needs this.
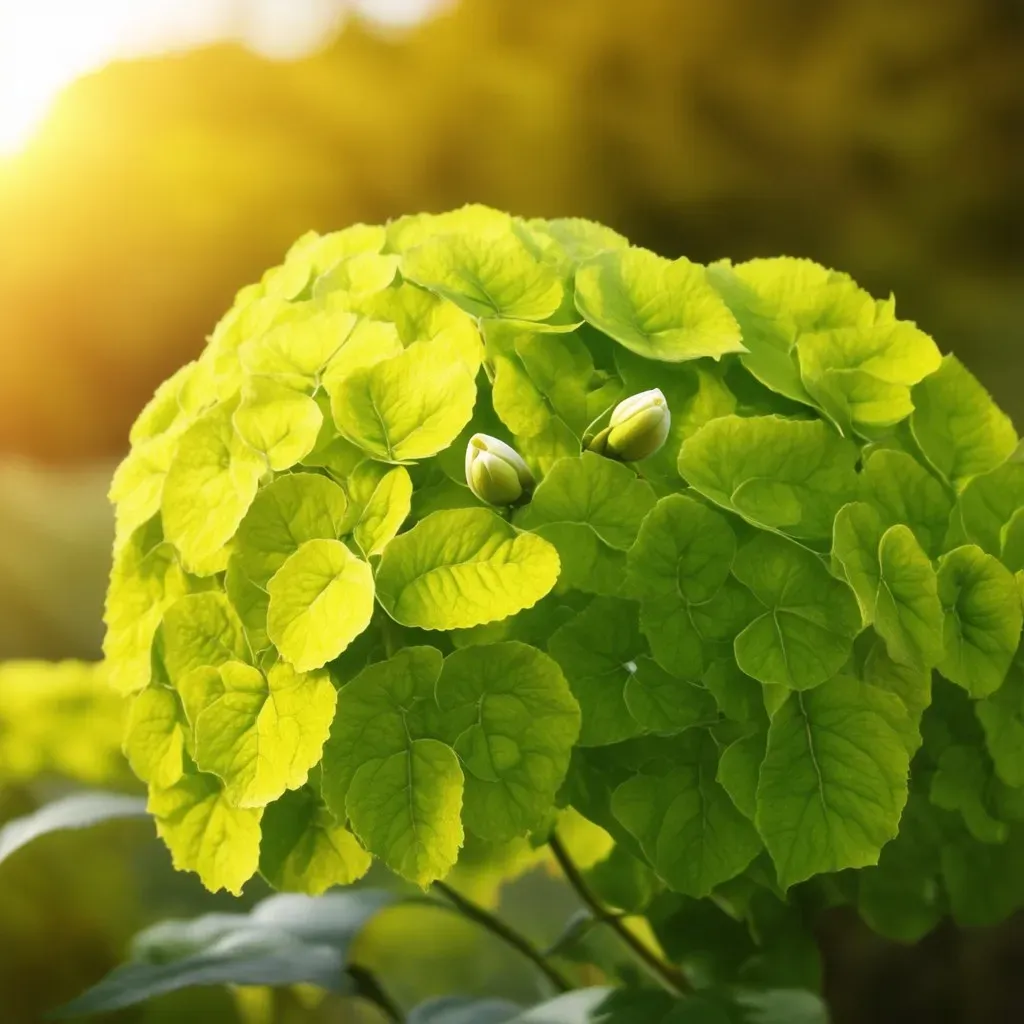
[432,880,573,993]
[547,832,691,998]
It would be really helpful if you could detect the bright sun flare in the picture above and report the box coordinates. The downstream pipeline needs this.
[0,0,441,158]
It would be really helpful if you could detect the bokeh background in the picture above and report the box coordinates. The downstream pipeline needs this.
[1,1,1022,1021]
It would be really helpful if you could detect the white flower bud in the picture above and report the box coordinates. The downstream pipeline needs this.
[465,434,535,506]
[600,388,671,461]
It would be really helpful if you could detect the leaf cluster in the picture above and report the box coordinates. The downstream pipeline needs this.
[105,206,1024,960]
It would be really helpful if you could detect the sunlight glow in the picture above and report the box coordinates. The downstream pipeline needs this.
[0,0,441,158]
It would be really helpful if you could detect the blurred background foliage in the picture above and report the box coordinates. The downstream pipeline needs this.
[0,0,1022,1020]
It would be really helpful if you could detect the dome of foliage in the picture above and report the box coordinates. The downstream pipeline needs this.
[105,206,1024,942]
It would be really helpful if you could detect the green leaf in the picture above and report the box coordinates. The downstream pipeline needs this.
[148,773,263,895]
[402,230,565,321]
[239,304,359,390]
[936,545,1023,698]
[957,454,1024,556]
[548,597,646,746]
[350,282,483,373]
[124,686,188,787]
[266,539,375,672]
[376,507,560,630]
[830,502,883,622]
[1000,507,1024,573]
[717,726,767,821]
[486,322,607,440]
[162,402,265,572]
[732,532,862,690]
[625,493,737,677]
[611,732,762,897]
[977,660,1024,787]
[755,676,911,889]
[574,247,743,362]
[862,638,932,735]
[706,256,874,410]
[313,251,400,302]
[435,642,580,841]
[930,744,1007,844]
[911,355,1017,489]
[352,466,413,557]
[517,453,657,595]
[531,216,629,260]
[940,823,1024,927]
[347,740,463,888]
[232,378,323,472]
[703,658,765,724]
[859,448,953,558]
[0,792,148,867]
[320,647,463,885]
[225,557,271,656]
[856,793,945,943]
[259,787,371,894]
[797,316,940,433]
[832,505,944,670]
[179,660,336,808]
[109,431,181,549]
[623,656,719,735]
[161,592,249,685]
[584,843,659,913]
[234,472,350,587]
[329,336,477,462]
[679,415,858,542]
[104,520,194,694]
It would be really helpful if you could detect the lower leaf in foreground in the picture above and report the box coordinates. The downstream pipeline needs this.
[49,891,396,1018]
[0,791,149,868]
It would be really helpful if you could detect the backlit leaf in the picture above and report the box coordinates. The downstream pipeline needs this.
[376,508,560,630]
[575,247,744,362]
[259,787,371,895]
[911,355,1017,489]
[148,773,263,895]
[266,539,375,672]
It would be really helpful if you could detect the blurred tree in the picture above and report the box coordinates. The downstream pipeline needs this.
[0,0,1021,461]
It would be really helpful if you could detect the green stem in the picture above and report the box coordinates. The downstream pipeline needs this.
[548,832,690,998]
[379,615,400,659]
[432,880,573,993]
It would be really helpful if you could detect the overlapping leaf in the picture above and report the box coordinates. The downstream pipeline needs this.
[732,532,861,690]
[575,247,744,362]
[518,453,656,595]
[679,415,858,542]
[376,508,560,630]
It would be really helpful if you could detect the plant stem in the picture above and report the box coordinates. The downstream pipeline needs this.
[348,964,405,1023]
[548,832,691,998]
[432,880,573,993]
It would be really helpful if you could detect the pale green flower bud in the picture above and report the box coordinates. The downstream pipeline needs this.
[465,433,535,506]
[595,388,671,462]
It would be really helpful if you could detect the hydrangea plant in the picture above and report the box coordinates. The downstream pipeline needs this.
[86,204,1024,1017]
